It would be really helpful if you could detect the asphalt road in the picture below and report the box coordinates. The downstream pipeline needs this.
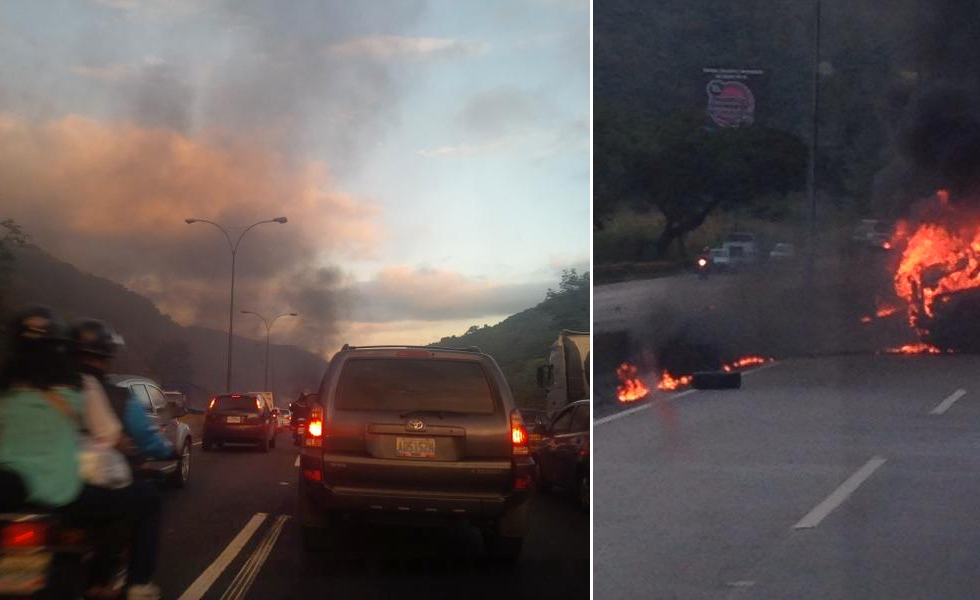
[595,353,980,599]
[153,435,589,600]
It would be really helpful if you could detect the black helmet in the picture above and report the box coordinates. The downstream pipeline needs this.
[7,306,69,353]
[70,319,125,359]
[1,307,77,391]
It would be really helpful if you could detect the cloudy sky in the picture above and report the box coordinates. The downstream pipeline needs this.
[0,0,589,354]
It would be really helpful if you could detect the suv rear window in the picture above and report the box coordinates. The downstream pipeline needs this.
[213,395,259,412]
[336,358,496,414]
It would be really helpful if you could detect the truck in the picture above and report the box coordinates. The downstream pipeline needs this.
[536,330,590,419]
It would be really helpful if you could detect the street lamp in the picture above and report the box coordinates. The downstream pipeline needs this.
[185,217,288,391]
[241,310,298,391]
[806,0,822,285]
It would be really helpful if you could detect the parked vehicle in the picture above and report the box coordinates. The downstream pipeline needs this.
[721,232,759,265]
[769,242,796,261]
[203,393,278,452]
[107,374,193,488]
[536,330,590,419]
[532,399,590,512]
[708,246,732,270]
[298,344,534,561]
[851,219,894,250]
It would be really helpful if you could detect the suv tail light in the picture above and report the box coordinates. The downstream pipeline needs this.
[305,405,324,447]
[1,522,48,550]
[510,409,529,456]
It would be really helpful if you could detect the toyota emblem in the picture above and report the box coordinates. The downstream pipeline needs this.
[407,418,425,432]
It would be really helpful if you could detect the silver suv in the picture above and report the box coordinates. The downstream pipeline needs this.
[297,345,534,561]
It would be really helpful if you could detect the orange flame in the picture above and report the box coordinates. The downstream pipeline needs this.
[657,372,692,391]
[616,363,650,403]
[886,343,943,355]
[892,223,980,324]
[726,356,769,370]
[875,305,898,318]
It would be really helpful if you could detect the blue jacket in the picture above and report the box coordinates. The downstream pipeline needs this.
[118,388,174,460]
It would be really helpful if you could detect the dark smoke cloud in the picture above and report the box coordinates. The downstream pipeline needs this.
[873,0,980,213]
[899,85,980,198]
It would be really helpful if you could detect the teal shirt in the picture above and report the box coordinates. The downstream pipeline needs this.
[0,387,84,507]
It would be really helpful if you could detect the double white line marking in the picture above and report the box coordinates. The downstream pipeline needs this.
[219,515,289,600]
[177,513,288,600]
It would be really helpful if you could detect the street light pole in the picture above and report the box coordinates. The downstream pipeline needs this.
[241,310,298,391]
[185,217,288,391]
[807,0,821,285]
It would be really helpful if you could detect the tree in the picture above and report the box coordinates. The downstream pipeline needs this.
[540,269,590,331]
[640,115,808,257]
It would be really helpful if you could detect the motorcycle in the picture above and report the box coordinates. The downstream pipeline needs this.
[696,255,710,279]
[0,510,98,599]
[292,416,307,447]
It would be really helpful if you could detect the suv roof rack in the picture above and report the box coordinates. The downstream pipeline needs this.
[340,344,482,353]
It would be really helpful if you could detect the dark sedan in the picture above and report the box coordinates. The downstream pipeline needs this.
[532,399,589,511]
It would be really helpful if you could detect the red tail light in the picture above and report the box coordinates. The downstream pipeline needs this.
[302,469,322,482]
[255,398,262,411]
[1,522,47,549]
[514,473,533,490]
[307,420,322,438]
[510,409,529,456]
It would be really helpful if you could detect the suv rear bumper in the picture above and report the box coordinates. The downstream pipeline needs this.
[298,452,532,523]
[300,481,528,517]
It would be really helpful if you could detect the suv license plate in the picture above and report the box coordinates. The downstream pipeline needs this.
[396,437,435,458]
[226,416,242,424]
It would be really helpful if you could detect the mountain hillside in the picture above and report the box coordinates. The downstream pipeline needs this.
[1,242,588,411]
[430,270,590,408]
[4,245,326,410]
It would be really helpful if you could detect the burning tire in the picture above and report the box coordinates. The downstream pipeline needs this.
[691,371,741,390]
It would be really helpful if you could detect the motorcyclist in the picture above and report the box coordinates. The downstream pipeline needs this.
[0,307,83,511]
[696,246,711,278]
[70,319,174,600]
[0,307,163,599]
[289,390,313,443]
[290,390,313,423]
[70,320,174,462]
